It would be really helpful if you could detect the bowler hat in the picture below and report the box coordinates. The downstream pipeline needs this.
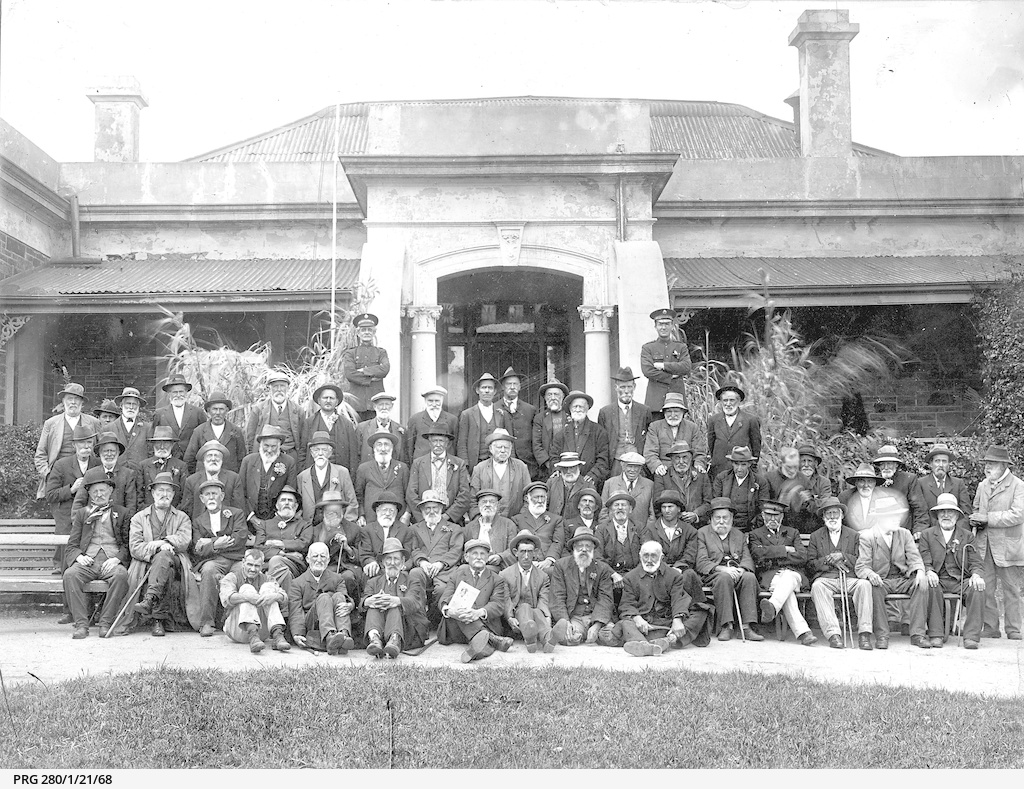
[367,431,398,449]
[930,492,964,515]
[980,445,1013,465]
[147,425,178,443]
[312,382,343,403]
[307,430,336,450]
[816,496,846,515]
[315,490,348,510]
[654,490,684,509]
[93,432,125,456]
[566,526,599,549]
[509,529,541,552]
[379,537,408,558]
[726,446,756,463]
[161,374,193,393]
[255,425,287,443]
[71,425,97,442]
[204,391,233,410]
[82,467,115,489]
[196,440,229,460]
[872,445,904,465]
[485,428,516,445]
[57,382,87,401]
[846,463,884,485]
[93,399,121,417]
[565,390,594,409]
[372,491,404,512]
[420,425,453,440]
[352,313,379,328]
[662,393,688,412]
[149,471,180,491]
[709,497,737,514]
[537,380,568,398]
[464,538,491,554]
[114,386,147,407]
[715,385,745,402]
[925,443,953,462]
[611,366,638,382]
[604,491,636,509]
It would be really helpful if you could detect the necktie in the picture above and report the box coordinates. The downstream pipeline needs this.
[277,406,284,416]
[380,463,388,474]
[106,470,115,480]
[154,460,165,470]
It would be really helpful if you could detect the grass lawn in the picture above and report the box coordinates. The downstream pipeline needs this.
[2,665,1022,769]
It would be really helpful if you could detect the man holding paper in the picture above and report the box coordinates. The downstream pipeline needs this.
[438,538,512,662]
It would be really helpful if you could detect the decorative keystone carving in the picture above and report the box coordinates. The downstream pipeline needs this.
[496,224,525,266]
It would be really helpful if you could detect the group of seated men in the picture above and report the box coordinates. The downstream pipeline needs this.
[32,309,1023,659]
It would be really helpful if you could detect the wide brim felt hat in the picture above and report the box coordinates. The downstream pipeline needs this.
[666,442,692,456]
[307,431,336,449]
[661,393,688,411]
[71,425,97,442]
[379,537,409,558]
[570,487,602,508]
[473,373,499,389]
[485,428,516,445]
[565,390,594,409]
[715,385,745,401]
[725,446,756,462]
[566,527,599,548]
[93,433,125,455]
[499,367,521,382]
[604,491,636,509]
[367,431,399,449]
[256,425,288,442]
[114,387,147,407]
[57,382,87,400]
[147,426,178,442]
[93,399,121,417]
[315,491,348,509]
[980,445,1013,465]
[925,443,953,462]
[537,380,568,397]
[654,490,684,508]
[203,391,233,410]
[846,463,885,485]
[149,471,180,491]
[161,374,193,392]
[817,496,847,515]
[611,367,638,382]
[509,529,542,552]
[312,383,344,403]
[196,440,229,459]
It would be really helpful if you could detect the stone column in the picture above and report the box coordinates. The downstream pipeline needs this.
[404,305,442,408]
[578,306,615,410]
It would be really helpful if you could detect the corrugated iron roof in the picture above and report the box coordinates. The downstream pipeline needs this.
[0,256,359,297]
[186,98,889,163]
[665,255,1013,306]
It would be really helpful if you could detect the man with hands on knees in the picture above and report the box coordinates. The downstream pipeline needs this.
[362,537,429,659]
[288,542,355,655]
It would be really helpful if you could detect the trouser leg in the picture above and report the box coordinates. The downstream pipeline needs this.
[198,557,233,627]
[96,563,129,628]
[364,608,385,639]
[565,616,589,645]
[314,593,337,633]
[811,577,841,638]
[258,582,286,633]
[962,584,985,642]
[998,564,1024,637]
[383,606,405,642]
[145,550,177,601]
[63,563,100,628]
[619,619,645,643]
[771,570,809,635]
[267,555,301,594]
[981,548,1001,632]
[926,585,946,638]
[709,573,736,628]
[849,578,873,633]
[736,571,758,626]
[871,584,888,638]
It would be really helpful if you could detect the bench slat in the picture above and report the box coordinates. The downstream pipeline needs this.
[0,534,68,546]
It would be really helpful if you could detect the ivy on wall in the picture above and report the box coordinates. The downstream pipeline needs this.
[977,273,1024,464]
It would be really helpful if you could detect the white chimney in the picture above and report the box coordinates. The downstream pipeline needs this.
[788,10,859,157]
[87,77,148,162]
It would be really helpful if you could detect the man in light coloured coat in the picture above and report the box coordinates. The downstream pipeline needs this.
[969,444,1024,640]
[499,530,552,652]
[34,382,101,499]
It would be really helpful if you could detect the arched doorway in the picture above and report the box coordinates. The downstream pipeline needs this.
[437,268,584,411]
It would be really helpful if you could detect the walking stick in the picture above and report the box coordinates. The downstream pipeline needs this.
[733,585,746,643]
[837,566,854,649]
[956,542,975,647]
[103,565,152,638]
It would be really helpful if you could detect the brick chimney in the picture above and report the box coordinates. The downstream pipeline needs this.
[787,9,859,157]
[87,77,148,162]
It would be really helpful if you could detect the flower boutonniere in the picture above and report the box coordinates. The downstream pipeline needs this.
[440,522,452,534]
[274,462,286,475]
[589,572,597,580]
[222,510,232,519]
[542,515,550,524]
[278,520,288,530]
[331,477,340,488]
[399,584,408,593]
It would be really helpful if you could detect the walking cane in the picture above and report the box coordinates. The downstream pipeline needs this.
[956,542,975,648]
[837,566,854,649]
[103,565,152,638]
[733,585,746,643]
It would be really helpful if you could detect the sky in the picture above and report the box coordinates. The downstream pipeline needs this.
[1,0,1022,163]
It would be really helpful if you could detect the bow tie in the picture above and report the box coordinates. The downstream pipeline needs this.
[124,419,134,426]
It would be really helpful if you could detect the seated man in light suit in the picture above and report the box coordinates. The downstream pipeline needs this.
[499,530,552,652]
[438,539,512,662]
[219,548,290,654]
[600,451,654,529]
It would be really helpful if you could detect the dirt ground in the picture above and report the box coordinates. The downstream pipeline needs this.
[2,604,1021,698]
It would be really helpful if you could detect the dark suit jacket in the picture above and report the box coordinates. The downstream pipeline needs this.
[499,563,551,620]
[356,418,407,465]
[180,469,243,522]
[619,562,689,622]
[551,418,610,488]
[652,469,712,524]
[358,521,418,570]
[72,464,140,522]
[749,524,808,588]
[457,404,508,471]
[406,453,472,525]
[44,455,98,534]
[532,409,571,476]
[918,524,982,582]
[910,474,973,534]
[595,520,642,574]
[189,505,248,569]
[463,516,518,566]
[409,520,465,570]
[255,514,313,562]
[139,457,188,509]
[695,525,755,578]
[289,567,350,636]
[598,401,653,474]
[355,459,411,520]
[111,417,152,471]
[183,420,247,474]
[511,511,566,561]
[152,403,208,460]
[245,399,304,455]
[361,568,429,646]
[643,418,707,474]
[548,475,587,522]
[65,503,130,566]
[706,410,762,479]
[237,452,299,520]
[495,399,538,474]
[299,411,360,473]
[438,565,509,636]
[640,519,699,571]
[640,336,691,410]
[712,470,769,531]
[806,525,860,580]
[405,409,460,465]
[546,555,615,625]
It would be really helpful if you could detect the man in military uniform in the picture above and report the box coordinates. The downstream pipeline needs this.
[342,313,391,421]
[641,308,691,418]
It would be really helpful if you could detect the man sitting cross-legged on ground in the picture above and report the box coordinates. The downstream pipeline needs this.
[190,478,248,638]
[362,537,429,659]
[499,530,552,652]
[695,497,764,642]
[855,496,929,650]
[544,526,617,650]
[63,467,130,639]
[288,542,356,655]
[438,538,512,662]
[806,497,874,650]
[219,548,290,653]
[920,493,986,650]
[617,541,713,657]
[749,499,817,646]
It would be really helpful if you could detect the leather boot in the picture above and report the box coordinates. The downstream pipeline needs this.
[384,633,403,659]
[367,632,385,658]
[134,593,158,617]
[486,631,513,652]
[270,626,291,651]
[247,624,264,654]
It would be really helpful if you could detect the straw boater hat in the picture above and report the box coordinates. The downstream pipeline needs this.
[196,440,229,460]
[930,492,964,515]
[114,386,147,407]
[149,471,180,491]
[980,445,1013,465]
[57,382,87,401]
[203,391,233,410]
[715,384,745,402]
[708,496,737,514]
[872,445,905,466]
[537,380,568,397]
[93,432,125,456]
[161,373,192,392]
[846,463,885,485]
[93,399,120,417]
[566,526,600,549]
[554,452,585,468]
[925,443,953,462]
[816,496,846,515]
[604,491,636,509]
[255,425,287,443]
[661,393,688,412]
[485,428,516,445]
[312,382,344,403]
[147,425,178,443]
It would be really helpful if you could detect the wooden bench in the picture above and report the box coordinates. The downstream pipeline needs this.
[0,519,109,594]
